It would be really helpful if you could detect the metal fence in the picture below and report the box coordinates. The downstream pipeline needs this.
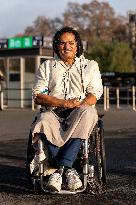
[103,86,135,111]
[0,86,136,111]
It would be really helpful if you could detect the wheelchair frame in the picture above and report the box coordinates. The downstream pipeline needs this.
[26,114,106,194]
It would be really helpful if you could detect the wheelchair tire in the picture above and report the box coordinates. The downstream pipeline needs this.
[99,120,106,184]
[26,131,35,187]
[96,119,106,184]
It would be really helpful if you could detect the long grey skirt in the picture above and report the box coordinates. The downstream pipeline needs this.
[31,106,98,147]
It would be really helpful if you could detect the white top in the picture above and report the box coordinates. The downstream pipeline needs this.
[32,55,103,102]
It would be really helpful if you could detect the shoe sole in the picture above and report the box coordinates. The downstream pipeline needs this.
[68,182,82,191]
[47,183,61,192]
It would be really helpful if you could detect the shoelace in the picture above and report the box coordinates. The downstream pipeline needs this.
[67,169,78,176]
[67,170,79,181]
[50,173,61,181]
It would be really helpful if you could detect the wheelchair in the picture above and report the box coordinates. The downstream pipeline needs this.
[26,114,106,194]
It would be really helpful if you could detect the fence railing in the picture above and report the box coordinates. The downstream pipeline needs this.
[103,86,135,111]
[0,86,136,111]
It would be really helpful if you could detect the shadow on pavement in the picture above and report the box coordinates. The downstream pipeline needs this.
[0,136,135,194]
[0,164,33,194]
[105,135,136,176]
[0,138,33,194]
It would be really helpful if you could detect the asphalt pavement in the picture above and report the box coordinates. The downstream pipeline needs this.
[0,108,136,205]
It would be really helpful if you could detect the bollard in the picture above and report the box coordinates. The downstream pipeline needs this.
[132,86,135,111]
[116,88,120,109]
[32,96,35,111]
[0,91,4,110]
[104,86,107,111]
[106,87,109,110]
[104,86,110,111]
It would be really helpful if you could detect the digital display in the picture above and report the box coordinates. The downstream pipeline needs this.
[8,36,33,49]
[22,36,33,48]
[0,39,8,49]
[0,35,50,49]
[32,36,43,47]
[8,37,22,49]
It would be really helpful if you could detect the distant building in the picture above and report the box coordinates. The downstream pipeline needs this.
[0,35,53,108]
[128,11,136,61]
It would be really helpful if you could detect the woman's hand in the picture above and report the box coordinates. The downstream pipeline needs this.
[64,98,81,108]
[80,94,97,107]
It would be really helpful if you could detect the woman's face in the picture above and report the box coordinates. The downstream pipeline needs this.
[58,32,77,62]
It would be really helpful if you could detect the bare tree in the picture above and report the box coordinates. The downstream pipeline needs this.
[51,17,63,33]
[112,15,128,42]
[24,16,63,37]
[22,0,127,46]
[63,0,127,45]
[24,26,35,36]
[24,16,53,36]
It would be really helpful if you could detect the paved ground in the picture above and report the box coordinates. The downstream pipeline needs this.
[0,108,136,205]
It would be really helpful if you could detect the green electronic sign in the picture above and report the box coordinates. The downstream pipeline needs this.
[8,37,22,49]
[0,36,44,49]
[22,36,33,48]
[8,36,33,49]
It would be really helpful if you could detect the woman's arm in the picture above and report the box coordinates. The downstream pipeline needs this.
[80,93,97,106]
[35,93,81,109]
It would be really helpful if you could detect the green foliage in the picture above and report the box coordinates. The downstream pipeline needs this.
[87,41,135,73]
[110,42,134,72]
[87,40,113,72]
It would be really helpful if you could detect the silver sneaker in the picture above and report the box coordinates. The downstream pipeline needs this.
[65,169,82,191]
[47,172,62,192]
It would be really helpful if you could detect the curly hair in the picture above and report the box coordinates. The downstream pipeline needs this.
[53,26,83,58]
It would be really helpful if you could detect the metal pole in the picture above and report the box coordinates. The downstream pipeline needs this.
[0,91,4,110]
[20,57,25,108]
[104,86,107,111]
[6,58,9,108]
[116,88,120,109]
[32,96,35,111]
[0,83,3,110]
[132,86,135,110]
[106,87,109,110]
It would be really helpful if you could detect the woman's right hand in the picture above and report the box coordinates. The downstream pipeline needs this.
[64,98,81,108]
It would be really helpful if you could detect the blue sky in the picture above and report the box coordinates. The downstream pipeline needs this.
[0,0,136,38]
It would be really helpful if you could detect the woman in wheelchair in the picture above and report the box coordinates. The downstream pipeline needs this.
[30,26,103,193]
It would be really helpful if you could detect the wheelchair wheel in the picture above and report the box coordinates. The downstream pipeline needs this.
[26,131,36,188]
[82,117,106,194]
[25,132,51,193]
[95,119,106,185]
